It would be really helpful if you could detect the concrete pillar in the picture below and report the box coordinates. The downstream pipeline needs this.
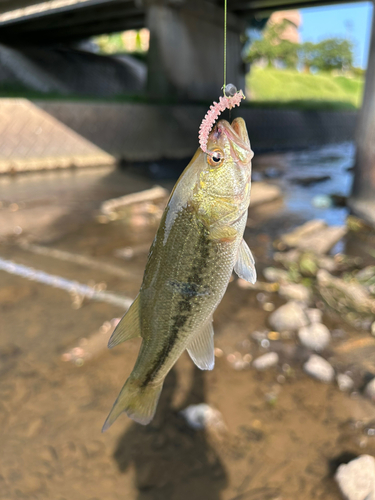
[146,0,246,101]
[350,4,375,225]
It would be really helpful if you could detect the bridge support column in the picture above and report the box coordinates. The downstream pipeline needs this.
[146,0,246,101]
[350,6,375,225]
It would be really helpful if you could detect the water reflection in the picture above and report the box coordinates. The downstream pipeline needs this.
[114,367,228,500]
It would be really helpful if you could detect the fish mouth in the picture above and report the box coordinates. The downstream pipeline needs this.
[210,118,254,164]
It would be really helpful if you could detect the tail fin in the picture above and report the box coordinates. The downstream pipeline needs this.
[102,378,163,431]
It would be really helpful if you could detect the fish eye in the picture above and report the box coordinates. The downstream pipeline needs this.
[207,149,224,167]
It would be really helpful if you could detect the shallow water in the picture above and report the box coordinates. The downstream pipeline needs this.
[0,142,374,500]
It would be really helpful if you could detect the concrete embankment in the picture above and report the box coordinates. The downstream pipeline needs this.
[0,98,357,173]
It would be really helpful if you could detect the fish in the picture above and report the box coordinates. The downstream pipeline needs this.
[102,117,256,430]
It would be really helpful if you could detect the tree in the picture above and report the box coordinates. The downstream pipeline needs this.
[246,23,354,73]
[312,38,354,72]
[246,20,298,69]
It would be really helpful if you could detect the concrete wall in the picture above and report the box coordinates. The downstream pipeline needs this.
[0,98,358,173]
[0,44,146,97]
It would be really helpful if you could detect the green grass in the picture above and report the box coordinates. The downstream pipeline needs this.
[246,67,365,111]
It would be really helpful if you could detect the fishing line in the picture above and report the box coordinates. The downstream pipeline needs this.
[223,0,227,95]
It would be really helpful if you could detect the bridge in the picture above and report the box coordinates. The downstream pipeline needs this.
[0,0,374,223]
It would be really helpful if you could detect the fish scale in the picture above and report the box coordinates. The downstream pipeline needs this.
[103,117,256,430]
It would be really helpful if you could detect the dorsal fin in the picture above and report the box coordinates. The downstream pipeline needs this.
[187,320,215,370]
[108,295,141,348]
[234,239,257,284]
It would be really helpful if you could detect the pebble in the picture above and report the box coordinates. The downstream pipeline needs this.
[306,308,323,324]
[298,323,330,351]
[303,355,334,383]
[371,322,375,337]
[365,378,375,403]
[253,352,279,371]
[337,373,354,392]
[180,404,226,432]
[278,283,311,303]
[268,301,309,331]
[263,267,289,283]
[335,455,375,500]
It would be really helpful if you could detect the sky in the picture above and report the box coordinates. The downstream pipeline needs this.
[300,2,373,68]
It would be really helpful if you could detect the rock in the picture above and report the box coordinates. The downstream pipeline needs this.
[290,174,331,186]
[317,269,375,315]
[337,373,354,392]
[365,379,375,403]
[279,283,312,303]
[298,323,330,351]
[252,352,279,371]
[281,220,327,247]
[263,267,290,283]
[312,194,332,208]
[316,255,338,272]
[296,226,347,254]
[180,404,226,433]
[303,355,334,383]
[280,220,347,254]
[273,249,301,265]
[250,182,282,207]
[306,308,323,324]
[268,301,309,331]
[335,455,375,500]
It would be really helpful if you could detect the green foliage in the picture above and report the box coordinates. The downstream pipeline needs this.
[246,21,355,73]
[96,33,125,54]
[247,67,364,109]
[300,38,353,72]
[247,20,298,69]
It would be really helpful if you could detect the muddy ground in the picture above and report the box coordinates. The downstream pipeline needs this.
[1,145,375,500]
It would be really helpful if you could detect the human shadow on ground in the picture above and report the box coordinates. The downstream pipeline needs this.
[114,366,228,500]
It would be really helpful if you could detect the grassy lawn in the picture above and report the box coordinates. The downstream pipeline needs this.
[246,67,365,111]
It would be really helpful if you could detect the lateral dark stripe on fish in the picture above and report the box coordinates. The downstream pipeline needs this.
[141,214,211,387]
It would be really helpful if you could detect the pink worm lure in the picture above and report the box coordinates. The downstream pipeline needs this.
[199,89,245,153]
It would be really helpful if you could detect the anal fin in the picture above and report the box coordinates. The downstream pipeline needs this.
[108,294,141,348]
[187,319,215,371]
[234,239,257,284]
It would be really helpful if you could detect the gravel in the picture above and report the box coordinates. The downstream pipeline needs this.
[298,323,330,351]
[365,378,375,403]
[252,352,279,371]
[278,283,312,303]
[268,301,309,331]
[337,374,354,392]
[303,355,334,383]
[335,455,375,500]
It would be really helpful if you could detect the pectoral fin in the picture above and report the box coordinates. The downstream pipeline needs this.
[187,320,215,370]
[108,294,141,348]
[234,239,257,284]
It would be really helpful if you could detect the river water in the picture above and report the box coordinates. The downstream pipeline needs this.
[1,142,375,500]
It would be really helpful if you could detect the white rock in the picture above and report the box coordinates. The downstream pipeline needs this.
[335,455,375,500]
[268,301,309,331]
[306,308,323,324]
[250,182,282,207]
[298,323,330,351]
[180,404,226,432]
[303,355,334,383]
[365,379,375,403]
[281,220,327,247]
[253,352,279,371]
[279,283,312,303]
[337,374,354,392]
[263,267,289,283]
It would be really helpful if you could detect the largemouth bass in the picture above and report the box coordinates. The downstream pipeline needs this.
[103,117,256,430]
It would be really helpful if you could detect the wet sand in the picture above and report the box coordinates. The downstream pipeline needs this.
[1,145,375,500]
